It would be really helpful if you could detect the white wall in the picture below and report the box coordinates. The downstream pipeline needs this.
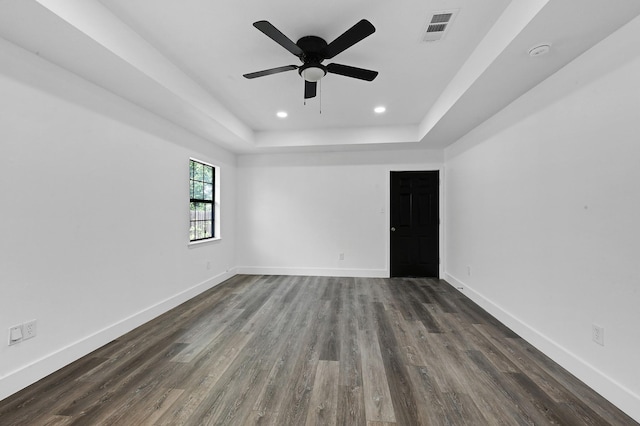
[444,15,640,421]
[237,149,443,277]
[0,39,237,400]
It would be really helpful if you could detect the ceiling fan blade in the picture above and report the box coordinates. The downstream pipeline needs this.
[323,19,375,59]
[326,63,378,81]
[253,21,304,56]
[304,80,317,99]
[243,65,298,79]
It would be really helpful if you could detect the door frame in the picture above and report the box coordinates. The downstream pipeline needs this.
[386,167,444,279]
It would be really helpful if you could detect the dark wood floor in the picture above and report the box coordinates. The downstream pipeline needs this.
[0,275,636,425]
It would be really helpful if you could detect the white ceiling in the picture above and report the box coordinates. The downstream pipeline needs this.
[1,0,640,153]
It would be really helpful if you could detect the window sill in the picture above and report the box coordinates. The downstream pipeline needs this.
[188,237,221,247]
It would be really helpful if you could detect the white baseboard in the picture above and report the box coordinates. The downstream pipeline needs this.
[236,266,388,278]
[0,269,237,402]
[444,273,640,423]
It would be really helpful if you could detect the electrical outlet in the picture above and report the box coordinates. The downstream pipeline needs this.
[339,253,345,261]
[8,325,23,345]
[592,324,604,346]
[467,265,472,276]
[23,319,37,340]
[206,261,212,270]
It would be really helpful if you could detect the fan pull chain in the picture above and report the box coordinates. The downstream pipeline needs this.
[319,79,322,115]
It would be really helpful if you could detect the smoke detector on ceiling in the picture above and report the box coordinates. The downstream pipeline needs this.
[528,44,552,57]
[422,9,459,42]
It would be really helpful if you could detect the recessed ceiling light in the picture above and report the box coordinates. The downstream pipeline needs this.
[276,111,288,118]
[374,106,386,114]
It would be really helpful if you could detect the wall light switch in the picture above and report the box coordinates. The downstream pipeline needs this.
[9,325,23,345]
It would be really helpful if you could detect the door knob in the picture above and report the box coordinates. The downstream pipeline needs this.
[391,227,396,232]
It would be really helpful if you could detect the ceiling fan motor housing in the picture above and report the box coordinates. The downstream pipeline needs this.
[296,35,328,62]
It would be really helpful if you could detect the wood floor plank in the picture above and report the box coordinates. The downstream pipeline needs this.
[197,355,270,426]
[472,323,573,401]
[420,330,511,424]
[464,349,556,425]
[0,275,636,426]
[252,278,320,415]
[172,308,244,363]
[305,360,340,426]
[357,326,396,423]
[383,306,426,368]
[373,302,421,426]
[153,331,256,425]
[415,280,458,313]
[187,286,302,424]
[243,409,279,426]
[336,385,366,426]
[319,291,340,361]
[0,356,108,425]
[251,279,324,421]
[406,364,453,426]
[54,334,187,420]
[125,387,184,426]
[338,278,363,388]
[272,277,329,426]
[442,391,490,425]
[404,320,456,393]
[84,355,189,425]
[179,280,298,425]
[37,415,72,426]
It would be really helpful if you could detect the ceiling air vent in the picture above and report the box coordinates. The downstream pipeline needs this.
[423,9,458,42]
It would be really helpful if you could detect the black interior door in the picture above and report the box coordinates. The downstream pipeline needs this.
[390,171,439,277]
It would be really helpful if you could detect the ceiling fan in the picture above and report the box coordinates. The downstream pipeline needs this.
[243,19,379,99]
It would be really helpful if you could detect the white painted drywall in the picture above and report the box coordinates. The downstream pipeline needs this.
[0,39,237,400]
[444,15,640,421]
[236,149,443,277]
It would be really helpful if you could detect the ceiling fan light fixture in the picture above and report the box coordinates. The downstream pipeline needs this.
[300,64,327,82]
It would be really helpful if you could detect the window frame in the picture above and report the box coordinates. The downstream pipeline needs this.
[189,158,220,244]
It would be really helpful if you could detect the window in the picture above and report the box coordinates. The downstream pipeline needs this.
[189,158,217,242]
